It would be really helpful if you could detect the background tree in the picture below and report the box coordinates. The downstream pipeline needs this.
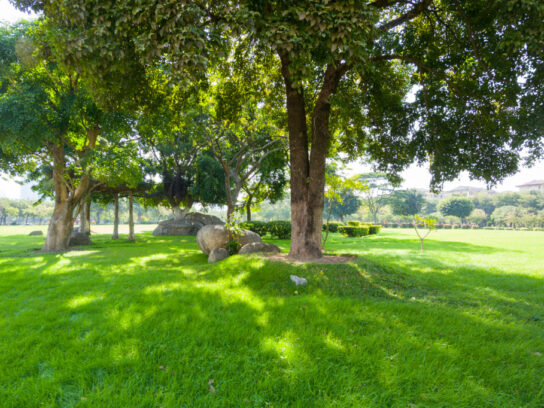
[240,148,288,222]
[438,197,474,223]
[390,190,426,217]
[324,190,361,223]
[323,167,367,246]
[468,209,487,227]
[0,22,119,250]
[358,172,394,224]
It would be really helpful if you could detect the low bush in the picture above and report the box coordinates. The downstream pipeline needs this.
[322,221,344,233]
[339,225,370,237]
[267,220,291,239]
[239,221,268,237]
[347,221,360,226]
[400,223,411,228]
[226,239,241,255]
[368,225,382,235]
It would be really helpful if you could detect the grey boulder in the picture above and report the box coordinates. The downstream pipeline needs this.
[28,230,43,236]
[238,242,281,255]
[184,212,224,226]
[152,212,224,236]
[152,219,203,236]
[196,225,262,255]
[69,231,92,246]
[208,247,229,263]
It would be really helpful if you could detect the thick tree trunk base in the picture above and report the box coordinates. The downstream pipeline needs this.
[288,201,323,260]
[43,200,74,252]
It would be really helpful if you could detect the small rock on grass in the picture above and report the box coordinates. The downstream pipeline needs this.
[290,275,308,286]
[238,242,281,254]
[208,247,229,263]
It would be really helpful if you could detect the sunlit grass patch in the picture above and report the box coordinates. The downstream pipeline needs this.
[0,227,542,407]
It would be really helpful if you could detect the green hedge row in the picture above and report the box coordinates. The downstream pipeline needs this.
[239,220,291,239]
[239,220,383,239]
[325,221,382,237]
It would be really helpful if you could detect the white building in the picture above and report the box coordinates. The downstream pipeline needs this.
[516,180,544,192]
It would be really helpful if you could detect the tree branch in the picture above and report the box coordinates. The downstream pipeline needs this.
[379,0,432,31]
[371,53,463,98]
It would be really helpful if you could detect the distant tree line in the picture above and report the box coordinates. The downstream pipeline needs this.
[0,197,172,226]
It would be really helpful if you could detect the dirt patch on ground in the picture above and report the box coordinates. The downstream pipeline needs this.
[262,253,357,264]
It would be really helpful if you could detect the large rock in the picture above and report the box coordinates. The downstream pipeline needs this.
[69,230,92,246]
[208,247,229,263]
[184,212,224,226]
[152,219,203,236]
[196,225,262,255]
[239,242,281,255]
[28,230,43,236]
[152,212,224,236]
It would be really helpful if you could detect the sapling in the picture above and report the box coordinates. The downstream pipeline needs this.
[412,214,436,251]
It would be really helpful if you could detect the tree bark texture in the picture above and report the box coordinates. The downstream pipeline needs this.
[128,193,135,241]
[112,193,119,240]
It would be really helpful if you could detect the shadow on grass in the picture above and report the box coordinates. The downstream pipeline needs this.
[0,232,543,406]
[330,235,507,254]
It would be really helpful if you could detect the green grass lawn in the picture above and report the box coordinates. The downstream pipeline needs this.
[0,226,543,407]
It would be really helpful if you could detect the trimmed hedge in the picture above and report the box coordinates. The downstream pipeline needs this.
[347,221,360,226]
[339,225,370,237]
[322,221,344,233]
[368,225,382,235]
[267,220,291,239]
[239,221,268,237]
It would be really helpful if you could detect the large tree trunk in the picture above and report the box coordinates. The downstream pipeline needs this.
[80,198,91,234]
[280,56,346,260]
[43,146,76,251]
[128,193,135,241]
[112,193,119,240]
[44,199,76,251]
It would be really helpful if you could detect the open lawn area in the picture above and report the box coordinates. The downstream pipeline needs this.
[0,227,543,407]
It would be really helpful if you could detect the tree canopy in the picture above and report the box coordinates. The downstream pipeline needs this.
[7,0,544,257]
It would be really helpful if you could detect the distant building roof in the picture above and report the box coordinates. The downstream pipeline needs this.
[445,186,487,193]
[516,180,544,187]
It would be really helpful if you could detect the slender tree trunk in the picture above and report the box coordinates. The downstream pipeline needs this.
[128,193,135,241]
[246,195,253,222]
[322,201,334,248]
[86,200,91,232]
[112,193,119,240]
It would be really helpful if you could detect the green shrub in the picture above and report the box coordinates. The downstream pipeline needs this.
[339,225,369,237]
[322,221,344,233]
[347,221,360,226]
[226,239,241,255]
[368,225,382,235]
[400,223,411,228]
[239,221,268,237]
[267,220,291,239]
[390,223,399,228]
